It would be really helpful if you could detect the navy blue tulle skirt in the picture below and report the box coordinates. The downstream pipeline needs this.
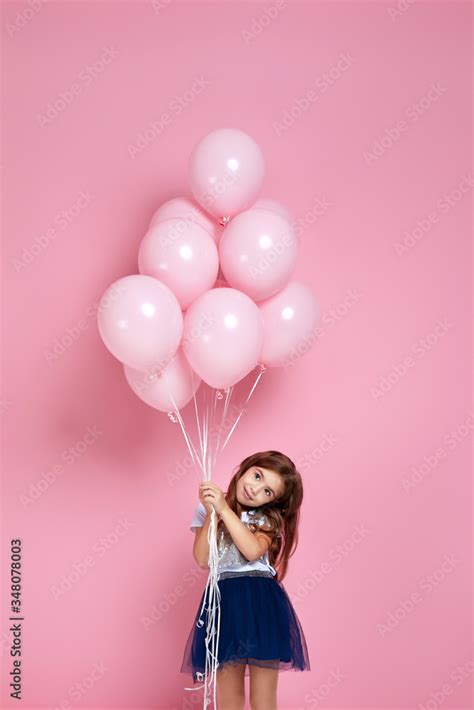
[180,570,311,681]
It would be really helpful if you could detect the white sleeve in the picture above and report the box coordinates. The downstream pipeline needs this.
[190,501,207,532]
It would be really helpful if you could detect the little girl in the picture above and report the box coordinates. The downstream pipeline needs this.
[180,450,311,709]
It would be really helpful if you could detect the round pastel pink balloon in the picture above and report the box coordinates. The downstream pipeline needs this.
[182,287,264,389]
[252,197,294,224]
[97,275,183,371]
[123,347,201,412]
[219,208,299,302]
[148,196,223,244]
[138,218,219,310]
[258,281,320,368]
[188,128,265,220]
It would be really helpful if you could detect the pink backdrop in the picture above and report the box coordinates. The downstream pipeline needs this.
[1,1,472,709]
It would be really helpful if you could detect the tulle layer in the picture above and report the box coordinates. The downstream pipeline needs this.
[180,571,311,682]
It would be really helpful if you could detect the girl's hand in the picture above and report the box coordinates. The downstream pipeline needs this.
[198,483,214,515]
[199,482,229,516]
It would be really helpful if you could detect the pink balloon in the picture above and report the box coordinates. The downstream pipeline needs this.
[252,197,294,224]
[188,128,265,220]
[258,281,320,368]
[219,208,299,302]
[148,196,223,244]
[138,218,219,310]
[123,347,201,412]
[182,287,264,389]
[97,275,183,371]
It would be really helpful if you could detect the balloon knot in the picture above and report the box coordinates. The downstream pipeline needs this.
[148,368,163,381]
[219,215,231,227]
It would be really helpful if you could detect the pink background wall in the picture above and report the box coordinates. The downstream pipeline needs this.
[1,1,472,709]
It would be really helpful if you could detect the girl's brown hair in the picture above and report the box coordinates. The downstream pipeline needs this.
[218,450,304,582]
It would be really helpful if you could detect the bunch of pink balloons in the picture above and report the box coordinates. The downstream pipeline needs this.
[97,128,320,413]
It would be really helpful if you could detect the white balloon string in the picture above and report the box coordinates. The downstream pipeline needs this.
[173,386,222,706]
[206,389,215,481]
[183,502,222,708]
[188,387,221,707]
[210,387,218,473]
[206,387,211,480]
[181,370,265,707]
[169,396,203,476]
[221,367,265,452]
[191,371,204,466]
[212,385,233,472]
[202,386,209,480]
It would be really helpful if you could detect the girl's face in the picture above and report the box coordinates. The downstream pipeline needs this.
[237,465,285,508]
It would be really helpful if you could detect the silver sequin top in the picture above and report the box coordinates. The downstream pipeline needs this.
[190,501,277,576]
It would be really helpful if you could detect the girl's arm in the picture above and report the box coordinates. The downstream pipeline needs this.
[219,507,270,562]
[192,512,217,568]
[199,482,271,562]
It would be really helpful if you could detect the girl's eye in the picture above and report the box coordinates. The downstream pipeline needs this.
[255,471,271,497]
